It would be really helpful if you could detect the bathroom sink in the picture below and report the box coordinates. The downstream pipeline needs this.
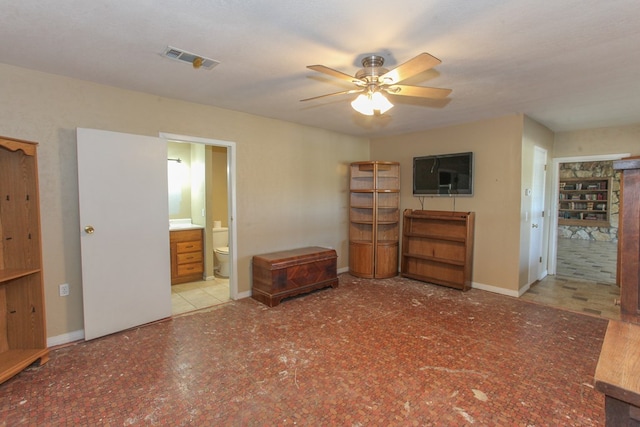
[169,219,204,230]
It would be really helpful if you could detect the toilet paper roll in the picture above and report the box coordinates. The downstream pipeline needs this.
[213,220,222,229]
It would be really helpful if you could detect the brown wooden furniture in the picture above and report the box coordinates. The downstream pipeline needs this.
[169,228,204,285]
[0,136,49,384]
[595,320,640,425]
[252,246,338,307]
[349,161,400,278]
[558,177,611,227]
[401,209,475,291]
[614,156,640,323]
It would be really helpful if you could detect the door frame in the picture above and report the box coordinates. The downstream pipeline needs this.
[548,152,629,275]
[160,132,238,300]
[528,146,547,284]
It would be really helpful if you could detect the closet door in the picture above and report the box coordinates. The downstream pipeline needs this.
[77,128,171,340]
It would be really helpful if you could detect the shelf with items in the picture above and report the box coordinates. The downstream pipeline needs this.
[558,177,611,227]
[349,162,399,278]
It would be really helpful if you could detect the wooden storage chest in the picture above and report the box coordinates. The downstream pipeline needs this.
[252,246,338,307]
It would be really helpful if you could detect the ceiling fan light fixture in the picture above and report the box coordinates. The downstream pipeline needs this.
[371,91,394,114]
[351,91,393,115]
[351,94,374,115]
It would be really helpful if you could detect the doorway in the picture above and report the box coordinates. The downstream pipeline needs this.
[522,153,629,319]
[161,132,238,316]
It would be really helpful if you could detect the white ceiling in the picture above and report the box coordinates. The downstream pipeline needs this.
[2,0,640,138]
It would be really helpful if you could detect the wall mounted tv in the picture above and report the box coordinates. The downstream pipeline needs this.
[413,152,474,196]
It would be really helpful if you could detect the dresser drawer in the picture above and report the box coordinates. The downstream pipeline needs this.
[176,240,202,253]
[177,251,203,264]
[177,262,204,276]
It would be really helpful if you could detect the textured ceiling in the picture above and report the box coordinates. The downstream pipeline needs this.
[2,0,640,137]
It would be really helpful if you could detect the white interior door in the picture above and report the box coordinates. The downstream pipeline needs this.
[529,146,547,284]
[77,128,171,340]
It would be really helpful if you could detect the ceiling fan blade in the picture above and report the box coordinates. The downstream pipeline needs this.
[385,85,452,99]
[300,89,363,102]
[379,53,441,84]
[307,65,362,83]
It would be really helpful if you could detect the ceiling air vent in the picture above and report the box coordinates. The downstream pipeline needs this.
[162,46,220,70]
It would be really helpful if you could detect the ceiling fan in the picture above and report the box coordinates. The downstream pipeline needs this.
[302,52,452,115]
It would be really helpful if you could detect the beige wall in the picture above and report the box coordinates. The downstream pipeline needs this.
[554,123,640,158]
[210,146,229,228]
[370,114,526,293]
[0,63,368,340]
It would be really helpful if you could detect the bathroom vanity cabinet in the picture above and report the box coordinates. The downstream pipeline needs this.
[0,136,49,384]
[170,228,204,285]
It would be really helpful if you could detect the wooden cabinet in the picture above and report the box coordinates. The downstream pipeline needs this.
[595,320,640,425]
[252,247,338,307]
[0,136,49,384]
[614,156,640,323]
[558,177,611,227]
[401,209,475,291]
[349,161,400,278]
[170,228,204,285]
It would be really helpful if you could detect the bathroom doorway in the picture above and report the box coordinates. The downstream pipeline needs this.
[161,132,237,316]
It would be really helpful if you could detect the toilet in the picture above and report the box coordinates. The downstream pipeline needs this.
[211,226,229,277]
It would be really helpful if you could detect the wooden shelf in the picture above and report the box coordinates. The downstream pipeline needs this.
[0,268,41,284]
[401,209,475,291]
[0,136,49,384]
[558,177,611,227]
[0,348,50,384]
[349,161,400,279]
[403,232,467,243]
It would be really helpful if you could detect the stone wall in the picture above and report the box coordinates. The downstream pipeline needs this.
[558,161,619,242]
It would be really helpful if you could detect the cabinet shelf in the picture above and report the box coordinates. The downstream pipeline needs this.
[0,268,42,283]
[349,161,400,279]
[403,252,466,266]
[403,232,467,243]
[402,271,464,289]
[401,209,475,291]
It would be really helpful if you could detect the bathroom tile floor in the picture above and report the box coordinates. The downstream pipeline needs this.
[1,274,607,426]
[171,277,230,316]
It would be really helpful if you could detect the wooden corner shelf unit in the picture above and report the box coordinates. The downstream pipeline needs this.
[401,209,475,291]
[558,177,611,227]
[0,136,49,384]
[349,161,400,279]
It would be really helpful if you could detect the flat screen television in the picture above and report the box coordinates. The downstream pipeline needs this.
[413,152,473,196]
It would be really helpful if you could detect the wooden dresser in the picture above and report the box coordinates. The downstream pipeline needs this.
[252,246,338,307]
[170,228,204,285]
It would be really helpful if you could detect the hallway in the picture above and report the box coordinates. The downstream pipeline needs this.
[522,237,619,320]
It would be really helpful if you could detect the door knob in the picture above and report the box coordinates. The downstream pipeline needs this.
[532,223,539,228]
[84,225,95,234]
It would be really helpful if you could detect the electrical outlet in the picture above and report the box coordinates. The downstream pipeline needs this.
[59,283,70,297]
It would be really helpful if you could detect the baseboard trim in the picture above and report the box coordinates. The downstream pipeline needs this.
[235,290,252,300]
[472,281,520,298]
[47,329,85,348]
